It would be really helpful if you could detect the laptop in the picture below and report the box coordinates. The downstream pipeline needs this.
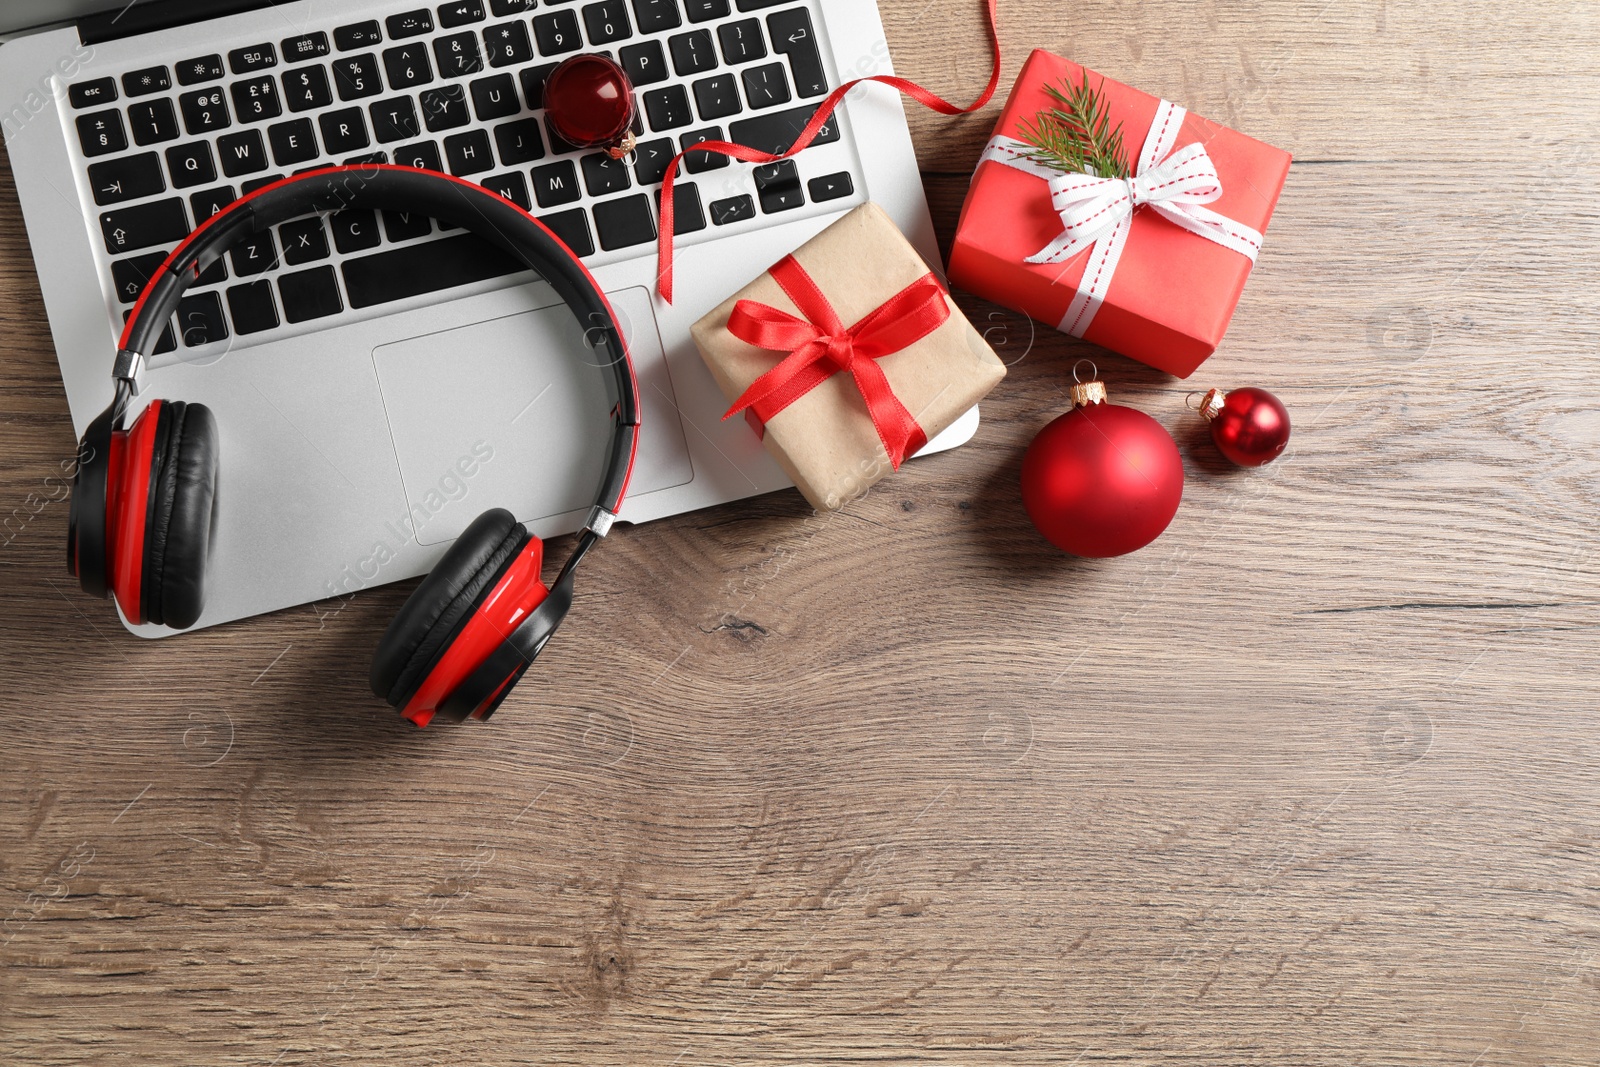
[0,0,980,636]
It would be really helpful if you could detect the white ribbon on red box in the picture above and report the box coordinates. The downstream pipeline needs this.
[979,100,1265,338]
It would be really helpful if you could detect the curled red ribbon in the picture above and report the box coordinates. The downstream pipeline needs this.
[655,0,1002,303]
[723,254,951,469]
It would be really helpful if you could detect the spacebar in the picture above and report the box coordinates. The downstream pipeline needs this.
[342,234,530,310]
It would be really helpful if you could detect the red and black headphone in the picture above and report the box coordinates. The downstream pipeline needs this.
[68,165,641,728]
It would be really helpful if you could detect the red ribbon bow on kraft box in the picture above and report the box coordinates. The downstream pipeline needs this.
[948,50,1293,379]
[692,203,1007,512]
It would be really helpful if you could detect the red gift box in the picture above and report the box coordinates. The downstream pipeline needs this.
[948,50,1292,378]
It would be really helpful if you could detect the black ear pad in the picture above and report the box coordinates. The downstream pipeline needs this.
[370,508,530,711]
[141,401,219,629]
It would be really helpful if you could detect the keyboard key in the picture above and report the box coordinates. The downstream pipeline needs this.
[538,207,595,256]
[718,18,766,64]
[110,249,168,304]
[680,126,727,172]
[668,30,717,75]
[435,31,485,77]
[319,108,371,154]
[280,265,344,323]
[123,66,172,97]
[268,118,319,165]
[769,8,827,98]
[532,160,581,207]
[283,33,331,64]
[382,208,432,242]
[493,117,545,164]
[619,41,668,87]
[371,97,421,142]
[533,10,583,55]
[333,55,384,100]
[100,198,188,254]
[387,10,435,39]
[384,43,434,89]
[217,130,268,177]
[283,66,333,112]
[632,0,683,32]
[490,0,534,14]
[470,74,520,120]
[230,227,279,275]
[583,1,633,44]
[175,56,224,88]
[420,86,470,131]
[166,142,218,188]
[480,171,531,210]
[754,158,803,212]
[229,44,278,74]
[444,129,493,175]
[178,292,229,347]
[742,62,790,109]
[280,216,330,264]
[692,73,740,120]
[335,21,383,51]
[580,152,631,196]
[331,210,382,253]
[241,174,284,195]
[393,140,444,171]
[593,193,655,250]
[439,1,486,26]
[485,21,534,68]
[643,84,693,130]
[728,101,838,154]
[735,0,789,8]
[709,192,753,225]
[343,232,524,308]
[189,186,235,223]
[128,99,179,145]
[76,110,127,157]
[179,88,230,134]
[69,78,117,109]
[227,281,279,334]
[89,153,165,205]
[519,63,559,109]
[685,0,730,21]
[808,170,852,202]
[232,76,282,122]
[631,137,674,184]
[658,179,705,234]
[123,309,178,355]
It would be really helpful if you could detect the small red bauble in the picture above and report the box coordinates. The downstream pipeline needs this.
[544,53,638,157]
[1021,377,1185,558]
[1199,387,1291,467]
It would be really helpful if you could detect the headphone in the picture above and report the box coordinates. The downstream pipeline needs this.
[68,165,641,728]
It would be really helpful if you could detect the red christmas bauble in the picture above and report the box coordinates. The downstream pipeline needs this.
[544,53,637,153]
[1201,387,1291,467]
[1022,383,1185,558]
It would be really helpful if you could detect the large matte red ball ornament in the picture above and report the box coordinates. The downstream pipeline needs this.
[1199,387,1291,467]
[1021,377,1185,558]
[544,53,638,156]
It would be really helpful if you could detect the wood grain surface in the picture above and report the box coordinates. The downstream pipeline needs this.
[6,2,1600,1064]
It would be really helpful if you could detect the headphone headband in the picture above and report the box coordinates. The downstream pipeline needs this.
[117,165,640,517]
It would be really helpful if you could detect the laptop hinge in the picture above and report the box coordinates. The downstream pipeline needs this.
[79,0,280,45]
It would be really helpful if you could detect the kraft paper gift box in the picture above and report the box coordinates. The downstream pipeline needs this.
[692,202,1006,512]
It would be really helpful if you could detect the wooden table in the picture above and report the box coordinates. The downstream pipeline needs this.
[6,2,1599,1063]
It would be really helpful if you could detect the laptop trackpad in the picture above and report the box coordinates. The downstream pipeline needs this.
[372,285,692,545]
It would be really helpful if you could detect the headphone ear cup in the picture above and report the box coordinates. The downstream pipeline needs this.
[142,401,219,629]
[370,508,529,711]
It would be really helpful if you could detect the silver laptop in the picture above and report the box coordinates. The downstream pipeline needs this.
[0,0,979,636]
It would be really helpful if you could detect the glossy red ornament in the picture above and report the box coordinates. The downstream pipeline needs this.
[544,53,637,157]
[1021,376,1185,558]
[1199,387,1291,467]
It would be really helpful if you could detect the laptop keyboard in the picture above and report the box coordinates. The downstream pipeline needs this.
[68,0,859,355]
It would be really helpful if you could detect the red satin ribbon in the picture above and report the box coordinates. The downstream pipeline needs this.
[656,0,1003,303]
[724,254,951,469]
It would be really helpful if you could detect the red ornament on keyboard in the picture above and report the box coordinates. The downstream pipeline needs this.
[542,53,638,159]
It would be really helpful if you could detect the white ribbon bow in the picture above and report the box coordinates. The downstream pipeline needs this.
[979,100,1264,337]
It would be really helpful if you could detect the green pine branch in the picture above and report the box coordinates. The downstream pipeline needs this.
[1016,73,1131,180]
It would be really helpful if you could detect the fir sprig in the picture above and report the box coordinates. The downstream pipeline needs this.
[1017,74,1131,180]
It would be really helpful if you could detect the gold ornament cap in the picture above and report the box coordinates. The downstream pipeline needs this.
[1070,381,1108,408]
[1198,388,1227,421]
